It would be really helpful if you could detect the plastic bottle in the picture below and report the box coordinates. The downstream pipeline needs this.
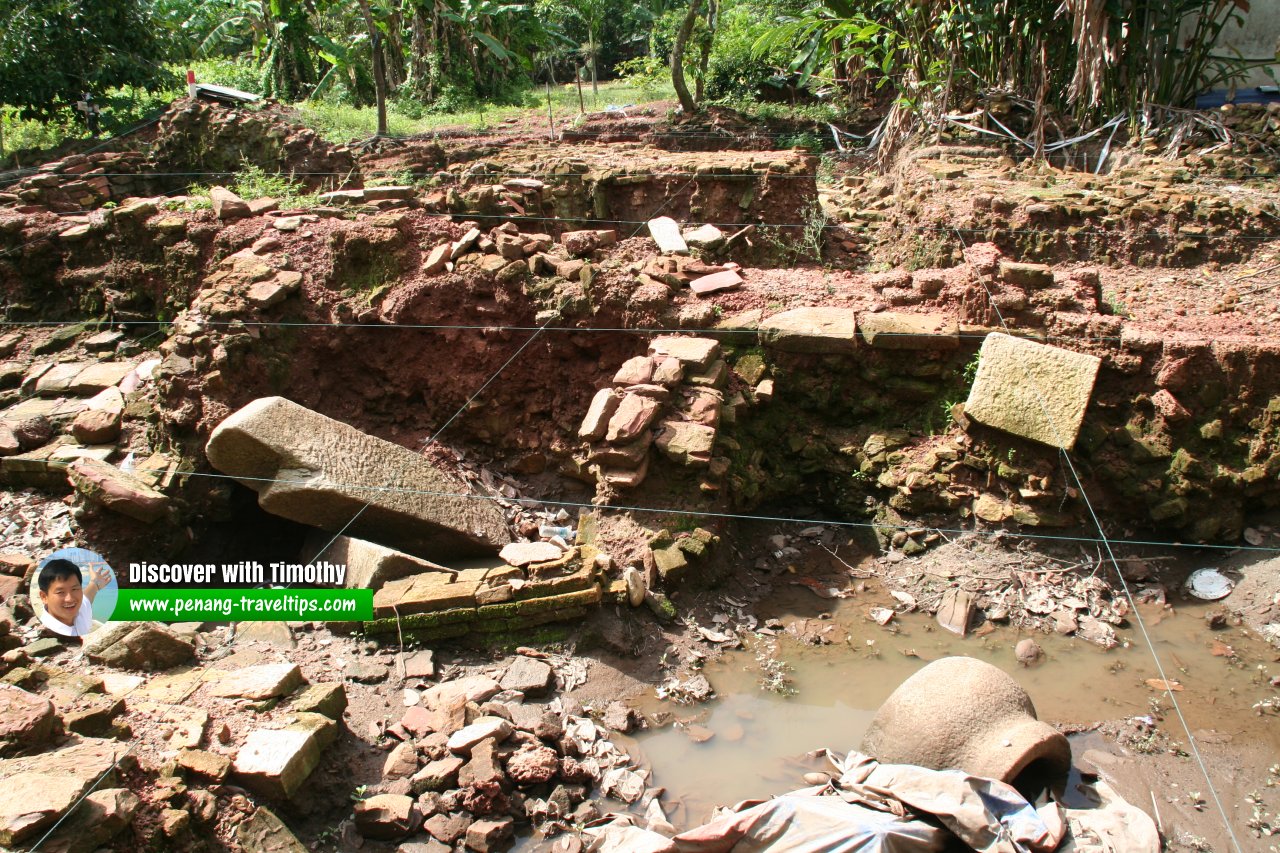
[539,524,574,541]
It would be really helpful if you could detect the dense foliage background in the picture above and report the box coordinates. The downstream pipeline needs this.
[0,0,1273,150]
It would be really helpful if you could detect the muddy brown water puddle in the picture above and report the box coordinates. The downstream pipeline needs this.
[624,598,1279,828]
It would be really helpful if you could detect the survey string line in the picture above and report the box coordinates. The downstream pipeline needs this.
[136,468,1280,556]
[1,317,1273,351]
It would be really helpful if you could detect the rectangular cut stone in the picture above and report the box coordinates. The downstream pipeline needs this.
[2,398,61,423]
[35,363,91,396]
[206,397,511,559]
[655,419,715,466]
[647,217,688,254]
[578,389,620,441]
[759,308,857,354]
[964,333,1101,450]
[210,663,303,700]
[233,728,323,799]
[858,312,959,350]
[317,189,366,205]
[998,261,1054,288]
[69,362,135,394]
[363,185,415,200]
[311,534,450,590]
[648,336,720,370]
[372,564,517,616]
[0,739,130,846]
[689,270,743,296]
[605,394,661,444]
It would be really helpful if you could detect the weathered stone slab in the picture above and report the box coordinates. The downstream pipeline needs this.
[759,308,857,354]
[311,534,449,590]
[964,333,1101,449]
[648,336,720,370]
[655,419,715,466]
[210,186,250,220]
[613,356,654,386]
[363,185,415,201]
[69,362,135,394]
[234,728,320,798]
[176,749,231,781]
[67,457,169,522]
[35,362,91,396]
[683,224,724,249]
[210,663,303,700]
[372,565,517,617]
[354,793,420,840]
[579,389,620,441]
[206,397,511,558]
[317,189,366,205]
[689,270,743,296]
[40,787,139,853]
[374,573,479,615]
[647,217,688,254]
[83,622,195,670]
[0,686,56,754]
[0,739,130,846]
[290,683,346,719]
[858,312,959,350]
[605,394,661,443]
[499,541,563,567]
[998,261,1054,288]
[499,656,553,696]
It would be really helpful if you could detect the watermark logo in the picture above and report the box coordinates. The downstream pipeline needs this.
[31,548,117,638]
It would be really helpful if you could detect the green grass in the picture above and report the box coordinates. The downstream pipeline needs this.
[1,82,178,162]
[293,78,677,143]
[172,160,325,211]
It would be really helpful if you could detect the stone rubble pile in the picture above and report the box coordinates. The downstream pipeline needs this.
[349,666,657,849]
[0,599,658,852]
[1,98,358,212]
[574,335,731,496]
[0,327,176,522]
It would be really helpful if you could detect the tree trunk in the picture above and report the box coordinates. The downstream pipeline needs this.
[671,0,704,114]
[589,29,599,98]
[695,0,716,103]
[357,0,389,136]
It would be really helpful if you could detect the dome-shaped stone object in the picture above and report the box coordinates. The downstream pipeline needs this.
[860,656,1071,793]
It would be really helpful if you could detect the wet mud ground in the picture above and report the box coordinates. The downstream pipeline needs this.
[604,531,1280,853]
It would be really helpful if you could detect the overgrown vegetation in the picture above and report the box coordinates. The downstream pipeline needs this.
[0,0,1274,160]
[754,0,1275,158]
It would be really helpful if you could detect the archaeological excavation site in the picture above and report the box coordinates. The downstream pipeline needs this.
[2,88,1280,853]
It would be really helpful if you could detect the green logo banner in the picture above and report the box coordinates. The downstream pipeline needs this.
[112,588,372,622]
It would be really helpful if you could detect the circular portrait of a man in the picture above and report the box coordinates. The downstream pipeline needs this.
[31,548,117,638]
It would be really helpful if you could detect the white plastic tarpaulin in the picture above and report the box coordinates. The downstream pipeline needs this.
[586,751,1159,853]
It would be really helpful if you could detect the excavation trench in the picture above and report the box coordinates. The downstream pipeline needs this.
[6,99,1280,851]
